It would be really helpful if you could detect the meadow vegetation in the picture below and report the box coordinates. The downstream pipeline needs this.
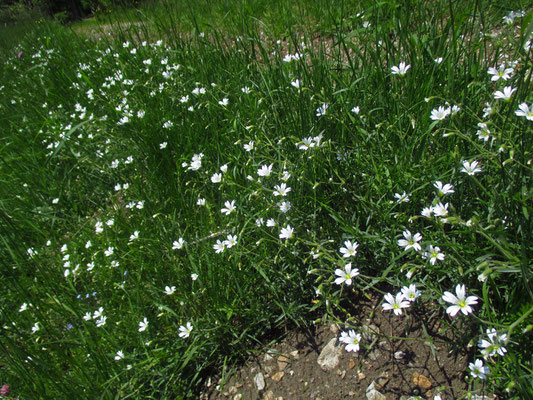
[0,0,532,398]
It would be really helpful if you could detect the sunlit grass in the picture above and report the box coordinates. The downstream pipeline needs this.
[0,0,532,399]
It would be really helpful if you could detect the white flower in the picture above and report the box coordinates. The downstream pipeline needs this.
[129,231,139,242]
[95,221,104,234]
[397,230,422,252]
[334,263,359,286]
[476,122,491,142]
[220,164,228,173]
[281,170,291,181]
[211,173,222,183]
[494,86,516,101]
[434,57,443,64]
[213,239,226,253]
[257,164,273,177]
[191,273,198,281]
[224,234,237,248]
[401,284,420,302]
[197,198,206,206]
[138,317,149,332]
[279,225,294,240]
[469,359,489,379]
[83,312,92,321]
[394,192,410,203]
[422,245,445,265]
[179,322,193,338]
[255,218,264,226]
[391,62,411,76]
[32,322,40,333]
[279,201,291,213]
[114,350,125,361]
[159,142,168,149]
[164,286,176,295]
[290,79,301,88]
[351,106,360,114]
[95,316,107,327]
[266,218,276,227]
[339,240,359,258]
[221,200,236,215]
[19,303,28,312]
[478,328,507,358]
[172,238,185,250]
[241,86,250,94]
[442,284,478,317]
[433,202,449,217]
[93,307,104,319]
[243,141,254,152]
[273,183,291,196]
[218,98,229,106]
[515,103,533,121]
[434,181,454,196]
[461,160,482,176]
[421,206,434,218]
[382,292,410,315]
[339,330,362,352]
[316,103,328,117]
[104,247,114,257]
[430,106,451,121]
[487,65,514,81]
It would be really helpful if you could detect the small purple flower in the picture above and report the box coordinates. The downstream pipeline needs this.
[18,51,23,58]
[66,324,73,330]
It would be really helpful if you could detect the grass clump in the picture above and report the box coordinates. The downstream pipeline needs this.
[0,0,532,399]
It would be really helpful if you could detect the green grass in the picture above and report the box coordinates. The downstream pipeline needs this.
[0,0,532,398]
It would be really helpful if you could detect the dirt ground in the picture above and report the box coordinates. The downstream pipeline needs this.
[202,293,480,400]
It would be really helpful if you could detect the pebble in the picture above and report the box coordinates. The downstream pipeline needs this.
[271,371,284,382]
[317,338,343,371]
[394,350,406,360]
[368,348,382,361]
[277,355,290,371]
[233,395,242,400]
[366,381,387,400]
[254,372,265,391]
[349,359,356,369]
[264,390,275,400]
[413,372,432,390]
[290,350,300,359]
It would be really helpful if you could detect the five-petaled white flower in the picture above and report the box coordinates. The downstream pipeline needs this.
[430,106,451,121]
[114,350,125,361]
[401,284,420,302]
[434,181,454,196]
[423,245,445,265]
[211,173,222,183]
[339,330,362,352]
[494,86,516,101]
[397,230,422,252]
[394,192,410,203]
[172,238,185,250]
[257,164,273,177]
[487,65,513,81]
[316,103,328,117]
[334,263,359,286]
[433,202,449,217]
[382,292,410,315]
[461,160,482,176]
[138,317,149,332]
[391,62,411,76]
[469,359,490,379]
[224,234,238,248]
[164,286,176,295]
[279,225,294,240]
[213,239,226,253]
[339,240,359,258]
[221,200,236,215]
[179,322,193,338]
[273,183,291,197]
[442,284,478,316]
[478,328,507,358]
[515,103,533,121]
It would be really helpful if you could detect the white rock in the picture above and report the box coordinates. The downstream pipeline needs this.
[317,338,342,371]
[253,372,265,391]
[366,381,387,400]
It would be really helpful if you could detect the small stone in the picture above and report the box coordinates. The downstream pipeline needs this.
[233,395,242,400]
[349,359,356,369]
[394,351,406,360]
[264,352,274,362]
[413,372,432,390]
[349,392,355,396]
[368,348,382,361]
[290,350,299,359]
[378,340,391,351]
[235,382,243,388]
[366,381,386,400]
[362,324,380,341]
[264,390,275,400]
[254,372,265,391]
[357,371,366,380]
[271,371,285,382]
[275,397,283,400]
[317,338,343,371]
[277,355,290,371]
[330,323,340,333]
[264,365,273,374]
[229,386,237,395]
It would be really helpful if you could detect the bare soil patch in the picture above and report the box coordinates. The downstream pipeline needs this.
[203,293,474,400]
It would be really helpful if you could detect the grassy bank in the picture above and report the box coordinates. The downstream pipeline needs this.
[0,0,532,398]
